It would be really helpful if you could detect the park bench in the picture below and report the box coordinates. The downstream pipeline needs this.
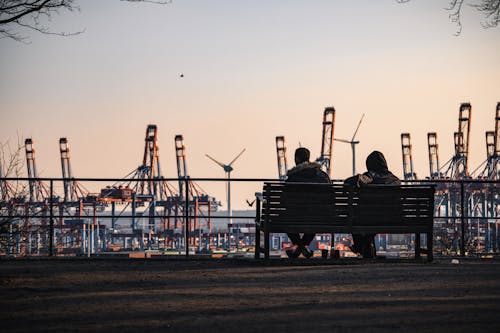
[254,182,435,261]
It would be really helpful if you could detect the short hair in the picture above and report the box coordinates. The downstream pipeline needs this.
[295,147,310,164]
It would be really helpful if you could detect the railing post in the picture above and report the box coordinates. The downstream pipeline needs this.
[460,181,466,257]
[49,179,54,257]
[185,177,189,258]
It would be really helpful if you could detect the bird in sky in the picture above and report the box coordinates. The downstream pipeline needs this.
[246,199,256,207]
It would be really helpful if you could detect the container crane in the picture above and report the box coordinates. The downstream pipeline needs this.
[427,132,441,179]
[25,138,48,203]
[487,102,500,180]
[444,103,472,179]
[477,103,500,180]
[176,135,218,238]
[59,138,92,203]
[317,107,335,178]
[401,133,417,180]
[175,135,188,199]
[138,124,161,198]
[275,136,288,180]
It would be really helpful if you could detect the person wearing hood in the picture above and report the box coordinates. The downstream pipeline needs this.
[344,151,401,258]
[285,147,330,258]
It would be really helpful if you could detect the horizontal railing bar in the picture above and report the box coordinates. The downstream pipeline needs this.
[0,177,498,184]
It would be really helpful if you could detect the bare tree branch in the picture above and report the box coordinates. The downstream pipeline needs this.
[397,0,500,34]
[0,0,170,42]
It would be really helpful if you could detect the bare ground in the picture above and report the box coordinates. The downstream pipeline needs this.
[1,257,499,333]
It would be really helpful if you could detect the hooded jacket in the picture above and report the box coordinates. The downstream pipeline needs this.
[344,151,400,188]
[286,161,330,183]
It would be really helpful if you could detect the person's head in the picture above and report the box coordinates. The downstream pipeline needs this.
[366,151,389,173]
[294,147,310,165]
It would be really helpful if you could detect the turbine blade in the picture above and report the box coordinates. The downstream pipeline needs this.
[228,148,246,167]
[351,113,365,141]
[334,138,351,144]
[205,154,225,168]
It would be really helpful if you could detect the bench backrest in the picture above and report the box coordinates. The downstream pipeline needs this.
[353,185,434,227]
[262,182,435,228]
[262,182,350,226]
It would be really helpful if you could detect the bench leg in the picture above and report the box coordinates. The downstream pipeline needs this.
[255,227,261,259]
[415,233,421,259]
[264,230,270,260]
[331,233,335,257]
[427,231,433,262]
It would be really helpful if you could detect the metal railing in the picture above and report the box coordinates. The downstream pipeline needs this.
[0,177,498,257]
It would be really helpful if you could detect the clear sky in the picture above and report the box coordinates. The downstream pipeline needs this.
[1,0,499,210]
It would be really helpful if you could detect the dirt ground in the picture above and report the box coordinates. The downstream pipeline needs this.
[1,257,499,333]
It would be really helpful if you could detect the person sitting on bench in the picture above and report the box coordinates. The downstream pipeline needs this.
[344,150,401,258]
[285,147,330,258]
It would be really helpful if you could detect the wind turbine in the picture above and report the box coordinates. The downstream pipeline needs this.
[334,114,365,176]
[205,148,246,248]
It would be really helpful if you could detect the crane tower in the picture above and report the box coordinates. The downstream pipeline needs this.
[138,125,162,197]
[318,107,335,177]
[275,136,288,180]
[59,138,76,202]
[446,103,472,179]
[25,138,47,203]
[483,102,500,179]
[401,133,417,180]
[427,132,441,179]
[175,135,188,199]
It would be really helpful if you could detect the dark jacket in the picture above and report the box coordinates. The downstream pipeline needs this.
[286,162,330,183]
[344,151,400,188]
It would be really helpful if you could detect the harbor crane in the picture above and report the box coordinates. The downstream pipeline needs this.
[317,107,336,177]
[443,103,472,179]
[25,138,49,203]
[275,136,288,180]
[477,102,500,180]
[175,134,218,234]
[427,132,441,179]
[401,133,417,181]
[59,138,92,203]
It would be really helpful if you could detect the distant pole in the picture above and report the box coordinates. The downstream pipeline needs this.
[351,143,356,176]
[227,171,231,251]
[49,179,54,257]
[460,181,466,257]
[185,177,189,258]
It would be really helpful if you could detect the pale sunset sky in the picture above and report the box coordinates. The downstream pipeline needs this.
[1,0,499,209]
